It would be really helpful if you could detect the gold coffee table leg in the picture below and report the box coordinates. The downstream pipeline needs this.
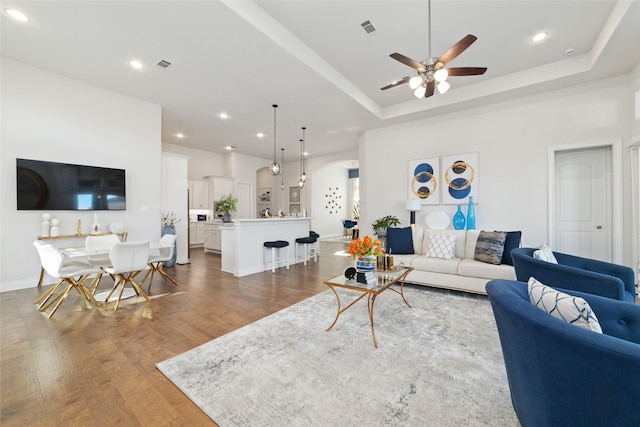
[326,285,341,331]
[368,294,379,348]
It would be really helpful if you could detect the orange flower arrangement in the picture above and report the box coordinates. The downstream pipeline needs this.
[347,235,383,258]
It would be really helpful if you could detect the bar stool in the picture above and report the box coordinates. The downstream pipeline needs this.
[310,231,320,258]
[295,235,318,266]
[263,240,289,273]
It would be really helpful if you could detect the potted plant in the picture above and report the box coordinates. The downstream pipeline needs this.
[217,193,238,222]
[371,215,400,238]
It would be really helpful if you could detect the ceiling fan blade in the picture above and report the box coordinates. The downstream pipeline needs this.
[446,67,487,76]
[425,80,435,98]
[436,34,477,68]
[380,76,411,90]
[390,53,424,71]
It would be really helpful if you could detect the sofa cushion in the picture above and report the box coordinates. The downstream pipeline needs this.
[474,231,507,265]
[425,233,457,260]
[497,231,522,266]
[386,227,414,254]
[458,259,516,280]
[423,230,466,258]
[533,244,558,264]
[411,255,460,275]
[528,277,602,333]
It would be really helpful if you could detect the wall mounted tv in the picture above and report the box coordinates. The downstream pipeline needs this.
[16,158,126,211]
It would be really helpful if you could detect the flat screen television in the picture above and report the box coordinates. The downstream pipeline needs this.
[16,158,126,210]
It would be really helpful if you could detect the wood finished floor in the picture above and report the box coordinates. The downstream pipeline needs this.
[1,240,354,426]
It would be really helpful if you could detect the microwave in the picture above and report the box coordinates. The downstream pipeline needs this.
[197,214,207,222]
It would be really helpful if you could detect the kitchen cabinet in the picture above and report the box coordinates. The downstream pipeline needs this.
[204,223,222,253]
[189,222,206,246]
[210,176,235,205]
[188,180,209,209]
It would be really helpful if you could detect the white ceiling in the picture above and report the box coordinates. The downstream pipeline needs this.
[2,1,639,162]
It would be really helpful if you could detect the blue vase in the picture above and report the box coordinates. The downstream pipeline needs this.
[162,225,177,267]
[466,196,476,230]
[453,205,466,230]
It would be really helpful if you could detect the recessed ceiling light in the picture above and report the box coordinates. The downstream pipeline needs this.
[531,32,548,43]
[176,133,185,138]
[219,112,229,119]
[564,48,576,56]
[257,132,265,138]
[225,146,236,151]
[5,9,29,22]
[129,60,143,69]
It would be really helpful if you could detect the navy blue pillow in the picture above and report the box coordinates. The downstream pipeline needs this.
[497,231,522,265]
[386,227,414,255]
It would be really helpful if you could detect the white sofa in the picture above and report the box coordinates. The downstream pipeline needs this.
[391,228,516,295]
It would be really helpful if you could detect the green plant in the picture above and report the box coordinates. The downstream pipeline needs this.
[371,215,400,235]
[217,193,238,213]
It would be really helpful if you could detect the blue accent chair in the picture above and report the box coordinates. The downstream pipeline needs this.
[486,279,640,427]
[511,247,636,303]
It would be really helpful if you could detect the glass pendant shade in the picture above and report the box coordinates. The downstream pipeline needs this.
[414,84,427,98]
[434,68,448,82]
[437,80,450,94]
[409,76,423,89]
[269,104,280,176]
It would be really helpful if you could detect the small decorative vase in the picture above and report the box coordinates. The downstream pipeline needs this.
[162,225,177,267]
[466,196,476,230]
[453,205,466,230]
[223,212,232,223]
[356,255,376,273]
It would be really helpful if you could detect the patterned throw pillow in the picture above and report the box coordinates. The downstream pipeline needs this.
[425,233,457,260]
[528,277,602,333]
[533,244,558,264]
[473,231,507,265]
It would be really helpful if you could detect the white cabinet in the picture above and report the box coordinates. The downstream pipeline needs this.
[210,176,235,204]
[188,180,209,209]
[189,222,206,246]
[204,224,222,253]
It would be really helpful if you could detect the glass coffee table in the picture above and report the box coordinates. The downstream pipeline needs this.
[323,266,413,348]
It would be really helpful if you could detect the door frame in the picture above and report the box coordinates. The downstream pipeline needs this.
[548,138,623,263]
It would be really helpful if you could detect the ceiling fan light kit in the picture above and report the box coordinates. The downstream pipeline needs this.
[381,0,486,99]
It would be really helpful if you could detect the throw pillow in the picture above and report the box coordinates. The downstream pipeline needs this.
[474,231,507,265]
[528,277,602,333]
[385,227,414,255]
[533,244,558,264]
[495,230,522,266]
[425,233,456,260]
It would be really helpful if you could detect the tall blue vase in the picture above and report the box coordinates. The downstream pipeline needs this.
[162,225,177,267]
[453,205,466,230]
[466,196,476,230]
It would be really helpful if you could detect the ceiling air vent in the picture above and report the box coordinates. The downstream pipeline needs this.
[157,59,172,68]
[360,20,376,34]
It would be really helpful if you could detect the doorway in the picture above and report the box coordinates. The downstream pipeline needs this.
[549,139,622,263]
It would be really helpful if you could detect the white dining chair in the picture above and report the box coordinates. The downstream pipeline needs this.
[140,234,179,292]
[84,234,120,292]
[103,241,151,311]
[33,240,102,318]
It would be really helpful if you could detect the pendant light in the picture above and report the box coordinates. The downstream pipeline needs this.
[298,127,307,188]
[280,148,285,190]
[268,104,281,175]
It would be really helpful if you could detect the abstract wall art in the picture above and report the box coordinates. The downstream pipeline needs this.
[441,152,478,204]
[408,157,440,205]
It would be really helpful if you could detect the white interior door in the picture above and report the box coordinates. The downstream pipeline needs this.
[554,146,612,261]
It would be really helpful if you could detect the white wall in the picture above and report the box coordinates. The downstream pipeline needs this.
[162,142,224,180]
[360,74,636,267]
[1,59,162,291]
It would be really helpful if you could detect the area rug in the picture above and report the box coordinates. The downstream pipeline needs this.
[156,286,519,426]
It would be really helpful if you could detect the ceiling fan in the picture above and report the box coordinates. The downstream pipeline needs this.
[381,0,487,98]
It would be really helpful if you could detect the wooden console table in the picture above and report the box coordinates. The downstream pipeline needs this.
[36,232,128,287]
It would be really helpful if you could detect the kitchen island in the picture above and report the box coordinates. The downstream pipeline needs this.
[220,217,311,277]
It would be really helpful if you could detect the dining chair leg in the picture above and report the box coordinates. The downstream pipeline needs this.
[129,279,151,303]
[34,279,63,305]
[103,279,122,306]
[114,277,127,311]
[46,283,75,318]
[38,283,68,311]
[158,265,179,287]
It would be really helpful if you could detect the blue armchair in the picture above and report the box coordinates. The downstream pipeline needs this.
[486,279,640,427]
[511,247,636,303]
